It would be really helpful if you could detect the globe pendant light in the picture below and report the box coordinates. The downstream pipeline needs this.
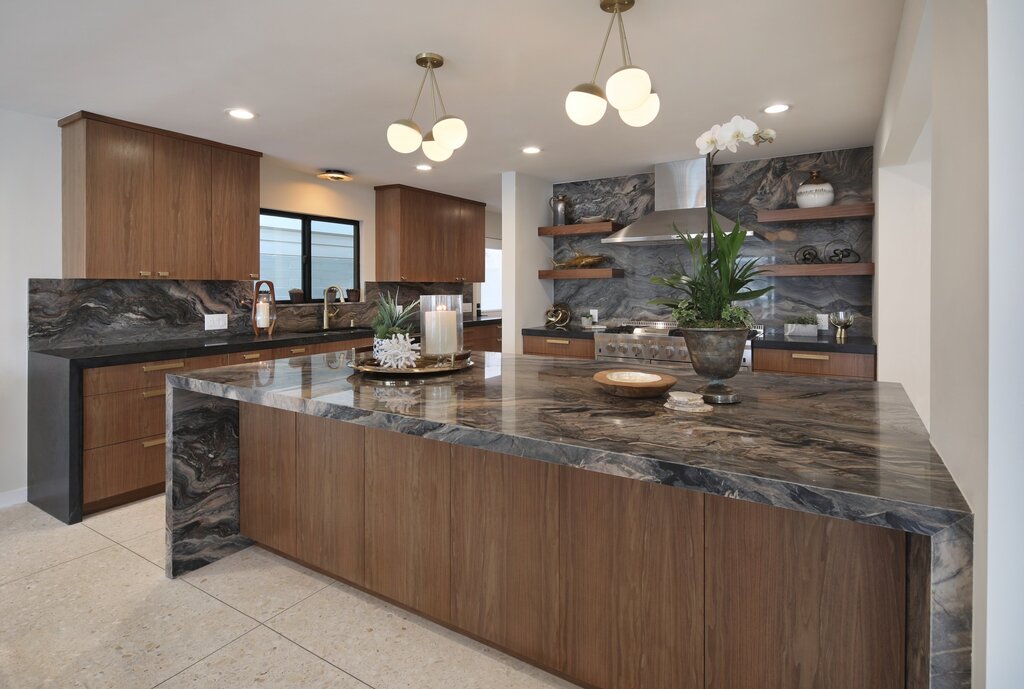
[565,0,658,128]
[386,53,469,160]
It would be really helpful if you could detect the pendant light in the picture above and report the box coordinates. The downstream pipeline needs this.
[386,53,468,161]
[565,0,658,127]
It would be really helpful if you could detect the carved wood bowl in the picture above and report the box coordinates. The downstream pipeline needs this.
[593,370,678,398]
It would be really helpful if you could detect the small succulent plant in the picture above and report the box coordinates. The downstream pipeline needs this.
[371,289,420,340]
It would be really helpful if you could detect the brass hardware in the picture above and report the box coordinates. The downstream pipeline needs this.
[138,270,152,277]
[546,338,571,345]
[496,324,502,329]
[142,361,185,373]
[290,347,306,354]
[600,0,635,12]
[400,276,408,281]
[141,437,166,448]
[792,353,830,361]
[415,52,444,69]
[496,337,502,342]
[141,389,164,398]
[242,352,261,360]
[157,271,170,277]
[249,273,259,279]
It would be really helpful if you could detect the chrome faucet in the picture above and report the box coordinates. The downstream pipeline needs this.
[323,285,344,330]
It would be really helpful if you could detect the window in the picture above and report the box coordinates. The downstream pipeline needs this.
[259,210,360,302]
[479,243,502,313]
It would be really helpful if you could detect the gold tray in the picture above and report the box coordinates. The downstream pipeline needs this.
[348,352,474,376]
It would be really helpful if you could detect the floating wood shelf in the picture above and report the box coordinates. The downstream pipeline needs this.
[537,221,621,237]
[538,268,625,280]
[761,263,875,277]
[756,202,875,224]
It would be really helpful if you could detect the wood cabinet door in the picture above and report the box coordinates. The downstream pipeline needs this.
[152,134,211,279]
[522,335,595,358]
[211,148,260,280]
[559,467,704,689]
[450,447,560,667]
[752,348,876,379]
[295,415,365,585]
[398,187,448,282]
[364,428,451,621]
[84,120,154,278]
[374,186,403,281]
[705,495,905,689]
[456,200,485,283]
[239,403,297,555]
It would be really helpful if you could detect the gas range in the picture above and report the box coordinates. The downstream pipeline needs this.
[593,320,752,372]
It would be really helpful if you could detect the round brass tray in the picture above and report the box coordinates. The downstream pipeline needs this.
[347,352,474,376]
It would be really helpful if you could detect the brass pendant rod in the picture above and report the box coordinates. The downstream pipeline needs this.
[429,65,449,117]
[408,67,430,121]
[617,9,633,65]
[590,9,618,84]
[428,66,439,122]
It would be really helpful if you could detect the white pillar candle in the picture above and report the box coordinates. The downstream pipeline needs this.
[256,301,270,328]
[423,305,458,355]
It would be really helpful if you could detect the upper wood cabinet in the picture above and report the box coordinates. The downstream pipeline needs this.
[374,184,485,283]
[60,111,262,281]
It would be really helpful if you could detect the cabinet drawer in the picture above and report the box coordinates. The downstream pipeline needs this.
[84,359,186,396]
[227,349,271,364]
[316,338,373,354]
[273,345,314,359]
[522,335,595,359]
[752,349,876,379]
[83,434,165,505]
[184,353,230,372]
[83,387,166,449]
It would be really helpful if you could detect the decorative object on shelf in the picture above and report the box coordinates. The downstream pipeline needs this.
[345,288,360,303]
[386,52,468,161]
[549,194,571,226]
[545,303,572,329]
[784,315,819,338]
[794,245,823,264]
[651,115,776,404]
[829,311,856,343]
[287,288,305,303]
[581,314,594,328]
[565,0,660,128]
[372,333,421,369]
[251,280,278,336]
[816,313,830,331]
[552,251,608,270]
[664,390,714,413]
[577,215,608,224]
[823,240,861,263]
[420,294,463,356]
[795,170,836,209]
[371,289,420,363]
[593,369,677,398]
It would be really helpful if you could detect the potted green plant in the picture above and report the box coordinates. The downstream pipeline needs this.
[784,315,819,338]
[370,290,420,366]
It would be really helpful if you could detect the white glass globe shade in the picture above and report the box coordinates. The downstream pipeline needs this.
[565,83,608,126]
[605,66,652,111]
[421,133,453,162]
[618,91,660,127]
[432,116,468,150]
[387,119,422,154]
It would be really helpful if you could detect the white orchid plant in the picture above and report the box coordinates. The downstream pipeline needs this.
[696,115,776,159]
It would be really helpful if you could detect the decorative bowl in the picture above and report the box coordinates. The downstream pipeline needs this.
[593,370,678,398]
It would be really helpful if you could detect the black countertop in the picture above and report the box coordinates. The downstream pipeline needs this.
[521,325,600,340]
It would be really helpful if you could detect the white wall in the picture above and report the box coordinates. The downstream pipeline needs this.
[985,0,1024,684]
[259,159,376,286]
[501,172,553,353]
[0,108,62,504]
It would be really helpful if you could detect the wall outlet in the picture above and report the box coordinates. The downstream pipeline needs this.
[204,313,228,331]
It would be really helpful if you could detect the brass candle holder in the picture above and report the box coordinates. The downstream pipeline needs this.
[252,280,278,336]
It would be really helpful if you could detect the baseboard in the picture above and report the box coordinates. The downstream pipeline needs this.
[0,487,27,508]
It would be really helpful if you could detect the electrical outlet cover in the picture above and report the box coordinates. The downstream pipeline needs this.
[204,313,228,331]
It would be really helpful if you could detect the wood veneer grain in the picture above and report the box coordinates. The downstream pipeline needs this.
[239,403,297,554]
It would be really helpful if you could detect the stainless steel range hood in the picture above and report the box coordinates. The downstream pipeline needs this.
[602,158,736,245]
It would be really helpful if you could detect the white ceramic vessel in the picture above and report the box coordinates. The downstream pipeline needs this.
[795,170,835,209]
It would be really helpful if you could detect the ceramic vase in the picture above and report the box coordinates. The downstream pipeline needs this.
[795,170,835,209]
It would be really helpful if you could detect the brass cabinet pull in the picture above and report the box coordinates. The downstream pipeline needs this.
[139,270,152,277]
[289,347,306,354]
[545,338,571,345]
[249,273,259,279]
[157,271,170,277]
[142,361,185,372]
[400,276,408,281]
[792,353,830,361]
[242,352,261,360]
[141,437,166,448]
[141,389,164,398]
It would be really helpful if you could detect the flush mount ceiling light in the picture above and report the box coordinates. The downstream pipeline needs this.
[225,107,256,120]
[522,146,542,154]
[386,52,468,161]
[763,103,790,114]
[566,0,658,127]
[316,169,352,182]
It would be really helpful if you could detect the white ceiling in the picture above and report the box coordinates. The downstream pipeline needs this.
[0,0,903,209]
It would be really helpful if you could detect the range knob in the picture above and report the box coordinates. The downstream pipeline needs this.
[663,346,675,358]
[647,345,661,359]
[632,344,643,356]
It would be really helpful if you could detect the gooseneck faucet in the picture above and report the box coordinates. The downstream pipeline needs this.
[323,285,345,330]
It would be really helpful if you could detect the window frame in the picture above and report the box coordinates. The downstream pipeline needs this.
[259,208,361,303]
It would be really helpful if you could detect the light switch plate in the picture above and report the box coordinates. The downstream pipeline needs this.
[204,313,228,331]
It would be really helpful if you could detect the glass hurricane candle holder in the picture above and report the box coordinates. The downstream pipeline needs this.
[419,294,463,356]
[252,280,278,336]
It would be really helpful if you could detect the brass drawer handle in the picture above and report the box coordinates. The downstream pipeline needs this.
[545,338,571,345]
[249,273,259,279]
[139,270,152,277]
[157,271,170,277]
[141,437,166,448]
[141,389,164,398]
[142,361,185,373]
[242,352,261,360]
[792,353,830,361]
[289,347,307,354]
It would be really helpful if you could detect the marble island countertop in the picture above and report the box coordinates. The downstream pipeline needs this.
[170,351,968,536]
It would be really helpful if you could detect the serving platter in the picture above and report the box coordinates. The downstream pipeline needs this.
[348,351,474,376]
[593,369,678,398]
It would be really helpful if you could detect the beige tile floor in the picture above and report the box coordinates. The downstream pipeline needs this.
[0,496,576,689]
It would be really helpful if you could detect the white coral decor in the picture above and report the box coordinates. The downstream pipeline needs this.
[375,333,420,369]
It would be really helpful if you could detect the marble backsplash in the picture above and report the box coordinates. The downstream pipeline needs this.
[28,279,471,350]
[551,147,874,335]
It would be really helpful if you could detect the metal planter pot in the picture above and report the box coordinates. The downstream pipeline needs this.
[679,327,749,404]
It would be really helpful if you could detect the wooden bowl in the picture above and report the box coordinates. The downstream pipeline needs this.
[593,369,678,398]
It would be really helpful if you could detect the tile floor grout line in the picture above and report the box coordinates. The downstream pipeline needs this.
[178,576,266,627]
[148,624,261,689]
[259,622,379,689]
[259,577,334,626]
[0,542,120,591]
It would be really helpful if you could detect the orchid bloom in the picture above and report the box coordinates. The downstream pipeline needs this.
[696,116,777,158]
[696,124,722,156]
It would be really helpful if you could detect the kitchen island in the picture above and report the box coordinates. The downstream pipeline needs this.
[166,352,971,689]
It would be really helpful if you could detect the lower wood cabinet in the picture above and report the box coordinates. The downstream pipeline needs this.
[83,387,165,450]
[522,335,595,358]
[463,324,501,352]
[83,434,165,506]
[239,402,297,555]
[752,348,876,379]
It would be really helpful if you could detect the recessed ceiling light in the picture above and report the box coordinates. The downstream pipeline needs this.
[316,169,352,182]
[226,108,256,120]
[763,104,790,114]
[416,163,432,171]
[522,146,542,154]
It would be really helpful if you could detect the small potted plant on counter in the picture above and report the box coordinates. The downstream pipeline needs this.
[784,315,819,338]
[370,290,421,368]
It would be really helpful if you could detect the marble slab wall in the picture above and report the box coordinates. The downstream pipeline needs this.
[552,147,874,334]
[28,279,472,350]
